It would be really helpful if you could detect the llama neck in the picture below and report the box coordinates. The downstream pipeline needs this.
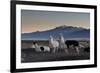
[50,38,54,43]
[60,36,65,43]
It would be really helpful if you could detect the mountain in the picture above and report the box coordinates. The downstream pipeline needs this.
[21,25,90,40]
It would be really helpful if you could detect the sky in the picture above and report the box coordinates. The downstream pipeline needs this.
[21,10,90,33]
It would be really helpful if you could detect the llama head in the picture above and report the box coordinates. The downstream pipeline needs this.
[33,42,36,44]
[60,33,63,36]
[50,35,53,39]
[59,33,63,39]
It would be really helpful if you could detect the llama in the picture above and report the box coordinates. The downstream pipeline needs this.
[49,35,59,53]
[40,46,50,52]
[32,42,50,52]
[65,40,80,54]
[59,33,69,53]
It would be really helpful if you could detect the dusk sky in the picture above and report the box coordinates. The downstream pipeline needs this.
[21,10,90,33]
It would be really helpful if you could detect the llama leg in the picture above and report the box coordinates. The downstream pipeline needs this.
[76,47,79,54]
[65,49,69,54]
[53,48,56,53]
[66,45,69,54]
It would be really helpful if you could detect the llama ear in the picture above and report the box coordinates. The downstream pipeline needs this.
[59,33,62,35]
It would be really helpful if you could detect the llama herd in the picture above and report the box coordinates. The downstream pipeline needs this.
[32,33,83,54]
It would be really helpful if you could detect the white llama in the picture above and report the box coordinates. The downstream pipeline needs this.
[59,33,69,53]
[49,35,59,53]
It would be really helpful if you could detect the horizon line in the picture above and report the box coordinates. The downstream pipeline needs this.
[21,25,90,34]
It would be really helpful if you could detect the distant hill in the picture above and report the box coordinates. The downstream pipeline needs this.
[22,25,90,40]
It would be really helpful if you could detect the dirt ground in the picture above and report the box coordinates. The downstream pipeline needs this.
[21,48,90,63]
